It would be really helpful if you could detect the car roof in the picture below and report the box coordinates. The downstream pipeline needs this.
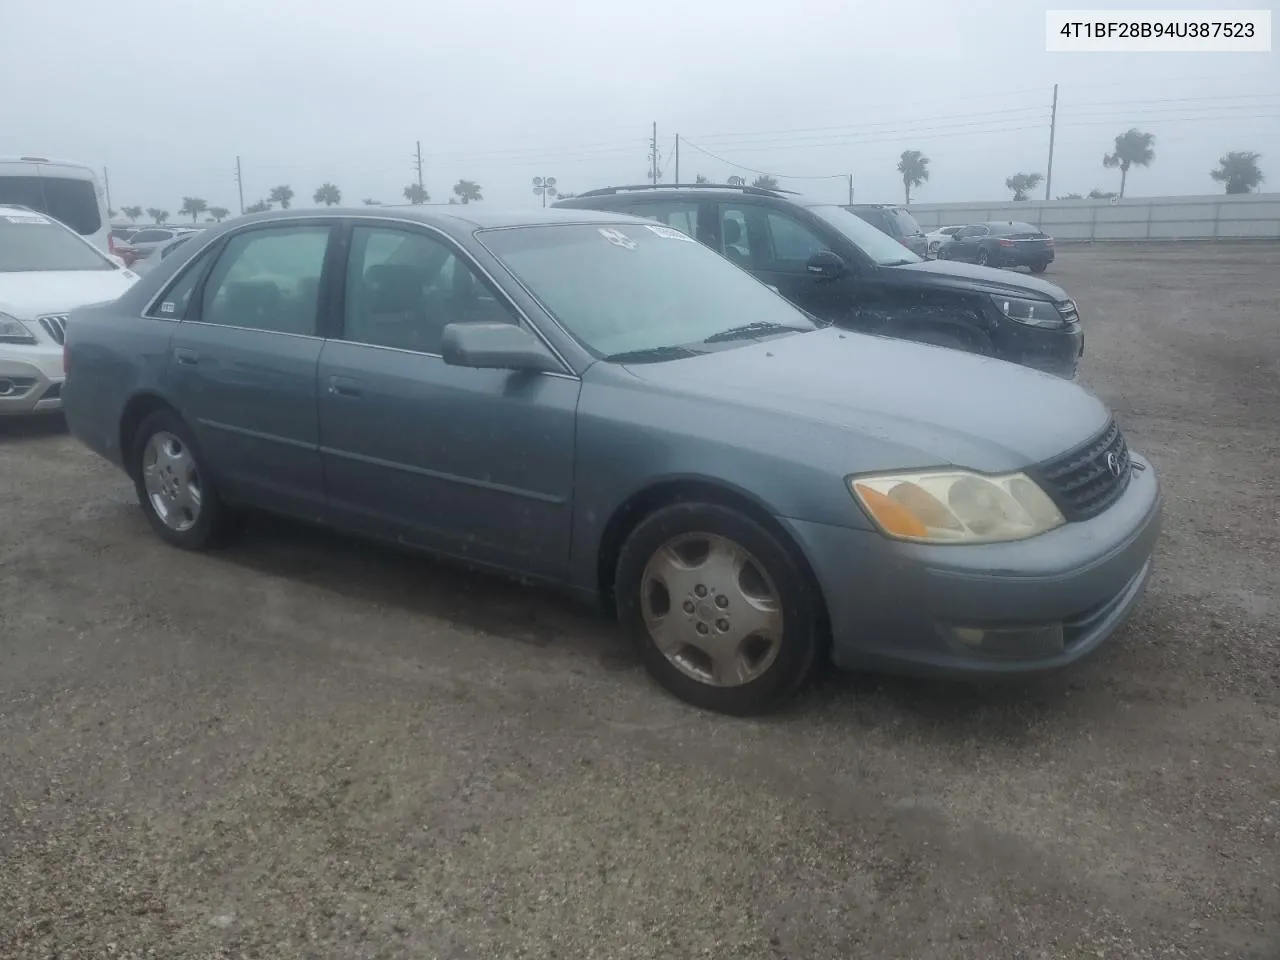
[218,205,646,233]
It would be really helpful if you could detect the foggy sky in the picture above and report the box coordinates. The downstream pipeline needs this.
[2,0,1276,216]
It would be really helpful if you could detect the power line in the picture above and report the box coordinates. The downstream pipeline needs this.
[678,137,850,181]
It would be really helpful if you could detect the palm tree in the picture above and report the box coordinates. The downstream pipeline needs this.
[1088,188,1118,200]
[694,174,709,184]
[362,198,381,205]
[452,179,483,204]
[403,183,429,204]
[1102,129,1155,198]
[726,175,746,186]
[245,199,271,214]
[180,197,208,222]
[1210,150,1264,194]
[268,185,294,209]
[145,207,168,224]
[751,175,779,190]
[1005,172,1044,202]
[897,150,930,205]
[313,183,341,206]
[1058,193,1085,200]
[208,206,230,222]
[122,205,143,222]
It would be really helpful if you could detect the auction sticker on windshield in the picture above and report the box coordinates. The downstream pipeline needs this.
[598,227,638,250]
[645,224,695,242]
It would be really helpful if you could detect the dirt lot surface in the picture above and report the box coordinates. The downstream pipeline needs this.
[1,242,1277,960]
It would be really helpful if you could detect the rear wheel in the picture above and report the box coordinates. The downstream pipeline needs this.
[1029,261,1049,274]
[131,409,243,550]
[976,247,992,266]
[615,502,821,716]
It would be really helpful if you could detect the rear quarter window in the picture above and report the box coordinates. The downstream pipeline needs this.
[891,209,924,235]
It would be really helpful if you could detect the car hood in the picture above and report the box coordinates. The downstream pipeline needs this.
[885,258,1068,300]
[0,269,139,317]
[622,328,1108,471]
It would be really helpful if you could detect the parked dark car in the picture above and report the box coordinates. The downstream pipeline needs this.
[62,207,1159,716]
[939,221,1056,273]
[844,203,929,258]
[555,185,1083,378]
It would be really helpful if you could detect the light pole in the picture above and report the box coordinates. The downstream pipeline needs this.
[533,176,558,207]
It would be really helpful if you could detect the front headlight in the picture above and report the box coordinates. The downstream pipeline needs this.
[849,469,1065,544]
[990,294,1063,329]
[0,312,37,345]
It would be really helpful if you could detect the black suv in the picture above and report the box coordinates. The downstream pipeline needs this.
[844,203,929,259]
[554,184,1084,378]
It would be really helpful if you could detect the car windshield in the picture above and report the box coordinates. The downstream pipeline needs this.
[808,205,923,266]
[479,222,817,359]
[0,213,115,272]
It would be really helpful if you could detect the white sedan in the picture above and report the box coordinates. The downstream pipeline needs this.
[925,225,965,257]
[0,205,139,416]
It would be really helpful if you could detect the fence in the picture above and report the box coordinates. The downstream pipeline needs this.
[898,193,1280,242]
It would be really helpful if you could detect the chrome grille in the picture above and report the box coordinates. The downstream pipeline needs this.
[38,314,68,345]
[1033,420,1131,521]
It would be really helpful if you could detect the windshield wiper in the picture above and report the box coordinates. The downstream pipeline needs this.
[702,321,810,344]
[603,344,707,363]
[879,258,916,267]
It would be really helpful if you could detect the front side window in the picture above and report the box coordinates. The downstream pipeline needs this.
[198,225,330,335]
[764,211,831,269]
[480,222,816,359]
[0,213,114,273]
[719,206,755,267]
[342,225,519,354]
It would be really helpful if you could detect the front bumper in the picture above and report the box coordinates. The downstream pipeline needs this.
[781,452,1161,677]
[0,346,65,416]
[995,317,1083,379]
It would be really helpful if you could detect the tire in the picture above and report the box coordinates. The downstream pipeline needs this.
[976,247,991,266]
[130,408,243,550]
[1029,261,1049,274]
[928,241,941,257]
[615,502,821,716]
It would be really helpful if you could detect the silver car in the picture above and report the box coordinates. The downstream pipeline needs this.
[61,207,1161,715]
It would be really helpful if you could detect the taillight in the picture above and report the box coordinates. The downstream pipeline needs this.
[109,235,118,254]
[999,239,1014,247]
[900,238,911,249]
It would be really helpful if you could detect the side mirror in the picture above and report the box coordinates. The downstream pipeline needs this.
[441,322,561,373]
[806,250,847,279]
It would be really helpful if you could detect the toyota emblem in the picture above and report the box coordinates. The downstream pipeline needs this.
[1105,451,1123,477]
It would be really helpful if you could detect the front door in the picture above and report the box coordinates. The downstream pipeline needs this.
[166,221,335,516]
[714,201,864,325]
[316,222,580,581]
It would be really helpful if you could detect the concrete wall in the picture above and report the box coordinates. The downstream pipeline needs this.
[899,193,1280,242]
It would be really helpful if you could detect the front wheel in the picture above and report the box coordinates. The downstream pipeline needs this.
[976,247,992,266]
[131,409,243,550]
[615,502,821,715]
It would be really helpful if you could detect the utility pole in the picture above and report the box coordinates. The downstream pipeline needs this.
[674,134,680,184]
[847,174,854,205]
[102,167,112,214]
[1045,83,1059,201]
[415,140,425,191]
[234,156,245,214]
[648,122,660,185]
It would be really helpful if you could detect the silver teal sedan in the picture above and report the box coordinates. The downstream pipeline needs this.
[61,207,1161,715]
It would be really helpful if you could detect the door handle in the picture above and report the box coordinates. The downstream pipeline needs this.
[328,375,363,398]
[174,347,199,365]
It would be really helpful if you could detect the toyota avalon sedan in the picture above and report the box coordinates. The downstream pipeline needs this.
[62,207,1161,715]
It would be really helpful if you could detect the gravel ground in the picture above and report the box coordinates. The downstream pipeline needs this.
[1,242,1277,960]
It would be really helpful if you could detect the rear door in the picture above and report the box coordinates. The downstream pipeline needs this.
[167,220,336,517]
[949,224,988,261]
[316,221,580,580]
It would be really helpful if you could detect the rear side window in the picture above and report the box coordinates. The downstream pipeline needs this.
[148,248,215,320]
[130,229,170,243]
[197,226,331,335]
[0,176,102,235]
[849,208,889,234]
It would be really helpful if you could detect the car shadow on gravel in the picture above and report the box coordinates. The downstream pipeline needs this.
[212,511,1109,738]
[0,415,67,441]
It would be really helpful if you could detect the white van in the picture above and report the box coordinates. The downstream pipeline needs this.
[0,157,113,255]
